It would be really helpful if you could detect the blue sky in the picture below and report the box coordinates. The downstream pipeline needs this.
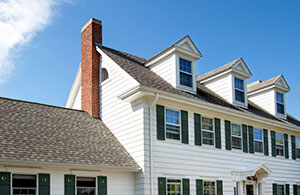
[0,0,299,118]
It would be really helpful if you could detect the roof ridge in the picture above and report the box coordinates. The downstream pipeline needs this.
[101,46,147,64]
[0,96,86,113]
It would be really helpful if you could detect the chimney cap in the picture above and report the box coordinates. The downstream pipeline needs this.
[81,18,102,32]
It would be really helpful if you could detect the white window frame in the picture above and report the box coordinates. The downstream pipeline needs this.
[275,91,285,115]
[12,174,37,195]
[179,57,193,88]
[254,128,264,153]
[76,176,96,195]
[203,180,216,195]
[201,116,215,146]
[231,123,242,150]
[276,133,285,157]
[166,178,182,195]
[233,76,246,104]
[276,184,285,195]
[296,137,300,159]
[176,55,196,93]
[165,107,181,141]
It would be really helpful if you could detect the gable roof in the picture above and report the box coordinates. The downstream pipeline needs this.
[197,57,252,82]
[0,97,140,170]
[99,45,300,128]
[247,74,290,94]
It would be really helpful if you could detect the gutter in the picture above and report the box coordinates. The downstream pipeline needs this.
[149,93,159,195]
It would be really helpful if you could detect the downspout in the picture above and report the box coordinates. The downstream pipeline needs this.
[149,93,159,195]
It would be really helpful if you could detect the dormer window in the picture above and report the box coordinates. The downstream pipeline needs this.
[276,92,285,115]
[234,77,245,103]
[179,58,193,88]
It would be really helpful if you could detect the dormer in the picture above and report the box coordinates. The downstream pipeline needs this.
[197,58,252,108]
[247,75,290,119]
[145,35,202,93]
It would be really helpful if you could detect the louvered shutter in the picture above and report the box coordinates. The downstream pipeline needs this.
[196,179,203,195]
[39,173,50,195]
[158,177,166,195]
[271,131,276,157]
[64,175,75,195]
[181,110,189,144]
[183,178,190,195]
[225,120,231,150]
[156,105,165,140]
[242,124,248,153]
[273,183,277,195]
[284,134,289,159]
[248,126,254,153]
[215,118,221,149]
[0,172,10,195]
[286,184,290,195]
[194,113,202,146]
[291,135,296,160]
[293,184,298,195]
[98,176,107,195]
[217,180,223,195]
[263,129,269,156]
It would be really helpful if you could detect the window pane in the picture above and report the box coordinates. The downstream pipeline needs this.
[276,133,284,145]
[277,185,284,195]
[167,179,181,195]
[235,90,245,103]
[179,58,192,73]
[202,117,213,131]
[296,137,300,148]
[276,145,284,156]
[202,131,214,145]
[298,186,300,195]
[232,137,242,150]
[255,141,263,153]
[277,103,284,114]
[166,109,179,125]
[296,149,300,159]
[180,72,193,87]
[204,181,215,195]
[254,129,263,141]
[234,77,244,90]
[166,124,180,140]
[13,174,36,195]
[232,124,241,136]
[276,92,284,103]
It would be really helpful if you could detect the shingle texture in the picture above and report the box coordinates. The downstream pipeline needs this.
[100,46,300,128]
[0,97,139,169]
[247,75,282,93]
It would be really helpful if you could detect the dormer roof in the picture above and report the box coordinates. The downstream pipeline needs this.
[197,57,252,82]
[145,35,202,67]
[247,74,290,94]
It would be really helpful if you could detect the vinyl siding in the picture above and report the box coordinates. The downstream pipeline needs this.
[248,89,275,115]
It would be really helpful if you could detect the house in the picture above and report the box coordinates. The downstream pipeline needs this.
[0,17,299,195]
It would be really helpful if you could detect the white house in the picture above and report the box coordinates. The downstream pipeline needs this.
[0,18,299,195]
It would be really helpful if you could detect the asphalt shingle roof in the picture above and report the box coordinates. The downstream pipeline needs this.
[247,75,283,93]
[100,46,300,128]
[0,97,140,169]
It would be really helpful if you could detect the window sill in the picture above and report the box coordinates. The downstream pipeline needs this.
[177,85,196,94]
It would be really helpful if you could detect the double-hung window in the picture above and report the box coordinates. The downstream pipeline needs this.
[179,58,193,88]
[167,179,181,195]
[77,177,96,195]
[254,128,263,153]
[232,124,242,150]
[296,137,300,159]
[165,108,180,140]
[202,117,214,146]
[204,181,216,195]
[276,92,285,115]
[234,77,245,103]
[13,174,36,195]
[276,133,284,156]
[277,184,285,195]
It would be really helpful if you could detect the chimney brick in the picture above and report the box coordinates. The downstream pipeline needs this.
[81,18,102,118]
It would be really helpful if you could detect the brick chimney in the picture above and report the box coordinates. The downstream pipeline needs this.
[81,18,102,118]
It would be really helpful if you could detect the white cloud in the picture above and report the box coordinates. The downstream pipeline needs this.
[0,0,68,84]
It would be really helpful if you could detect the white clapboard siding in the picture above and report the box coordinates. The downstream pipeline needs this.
[248,89,275,115]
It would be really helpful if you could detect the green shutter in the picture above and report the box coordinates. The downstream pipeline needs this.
[271,131,276,157]
[194,113,202,146]
[291,135,296,160]
[158,177,166,195]
[183,178,190,195]
[263,129,269,156]
[0,172,10,195]
[284,134,289,159]
[98,176,107,195]
[286,184,290,195]
[248,126,254,153]
[181,110,189,144]
[39,174,50,195]
[215,118,221,149]
[196,179,203,195]
[64,175,75,195]
[225,120,231,150]
[293,184,298,195]
[217,180,223,195]
[242,124,248,153]
[157,105,165,140]
[273,183,277,195]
